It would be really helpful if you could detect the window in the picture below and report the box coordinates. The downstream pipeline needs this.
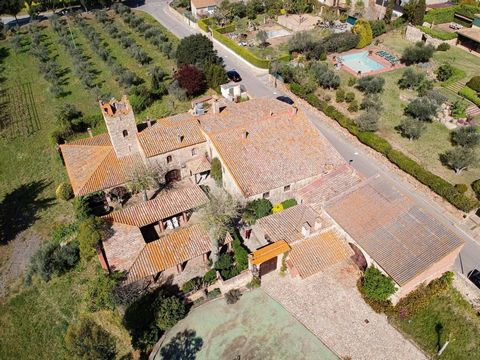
[122,130,128,137]
[166,155,173,164]
[263,192,270,199]
[284,185,291,192]
[191,148,197,156]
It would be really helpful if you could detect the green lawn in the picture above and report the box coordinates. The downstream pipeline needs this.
[391,288,480,359]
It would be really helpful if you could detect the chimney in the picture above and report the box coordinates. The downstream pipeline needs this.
[87,127,93,137]
[242,130,249,139]
[212,99,220,114]
[177,134,184,143]
[270,110,274,116]
[146,119,152,127]
[301,222,311,237]
[292,106,298,115]
[314,217,322,231]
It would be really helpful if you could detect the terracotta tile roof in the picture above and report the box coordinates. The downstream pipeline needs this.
[126,224,211,284]
[200,99,345,197]
[297,164,363,205]
[186,156,211,175]
[103,182,208,227]
[326,178,464,286]
[255,204,322,244]
[102,222,145,272]
[251,240,290,266]
[289,230,352,278]
[138,117,205,157]
[61,136,141,196]
[191,0,218,9]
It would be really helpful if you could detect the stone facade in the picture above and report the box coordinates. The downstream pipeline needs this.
[405,25,457,48]
[101,96,143,158]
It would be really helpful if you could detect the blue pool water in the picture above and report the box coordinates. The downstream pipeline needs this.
[338,51,384,74]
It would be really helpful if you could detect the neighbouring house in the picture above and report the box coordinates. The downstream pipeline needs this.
[456,14,480,54]
[325,176,464,299]
[220,83,248,102]
[191,0,218,18]
[61,96,210,197]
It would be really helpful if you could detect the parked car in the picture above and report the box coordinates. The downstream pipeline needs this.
[227,70,242,82]
[276,96,294,105]
[468,269,480,289]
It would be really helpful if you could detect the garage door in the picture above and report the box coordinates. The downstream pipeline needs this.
[259,257,277,277]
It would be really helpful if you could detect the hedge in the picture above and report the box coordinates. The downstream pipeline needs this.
[211,28,271,68]
[290,83,479,212]
[215,23,236,34]
[459,86,480,106]
[424,5,480,24]
[418,26,457,40]
[197,18,211,32]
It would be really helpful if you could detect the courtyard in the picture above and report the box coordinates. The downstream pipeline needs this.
[154,289,338,360]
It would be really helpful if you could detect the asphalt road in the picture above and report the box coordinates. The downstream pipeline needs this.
[135,0,480,278]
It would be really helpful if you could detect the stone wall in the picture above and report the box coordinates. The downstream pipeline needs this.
[405,25,457,48]
[216,270,253,293]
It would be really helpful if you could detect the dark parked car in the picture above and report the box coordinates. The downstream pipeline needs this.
[276,96,294,105]
[468,269,480,289]
[227,70,242,82]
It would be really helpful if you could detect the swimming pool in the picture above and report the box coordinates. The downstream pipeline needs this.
[338,51,384,74]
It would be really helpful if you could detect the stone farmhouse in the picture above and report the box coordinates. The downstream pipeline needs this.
[61,96,464,298]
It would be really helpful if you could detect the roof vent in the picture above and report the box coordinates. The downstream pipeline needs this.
[242,131,249,139]
[178,134,184,143]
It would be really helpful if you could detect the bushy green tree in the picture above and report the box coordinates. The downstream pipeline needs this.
[405,97,438,121]
[204,63,228,90]
[78,217,105,261]
[210,157,222,186]
[356,110,379,132]
[352,19,373,48]
[398,117,426,141]
[56,182,73,201]
[65,316,117,360]
[441,147,477,174]
[361,266,396,301]
[466,76,480,92]
[360,94,383,112]
[472,179,480,199]
[436,64,454,82]
[356,75,385,94]
[176,34,222,67]
[84,270,120,312]
[384,0,394,23]
[174,64,206,97]
[243,198,272,225]
[323,32,359,53]
[256,30,268,47]
[402,41,435,64]
[155,295,187,330]
[336,88,345,103]
[310,62,340,89]
[369,20,386,37]
[398,68,426,90]
[452,125,480,148]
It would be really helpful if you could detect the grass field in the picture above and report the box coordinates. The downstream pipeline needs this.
[391,287,480,360]
[317,31,480,190]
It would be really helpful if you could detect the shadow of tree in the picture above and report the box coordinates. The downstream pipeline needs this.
[159,329,203,360]
[0,180,55,244]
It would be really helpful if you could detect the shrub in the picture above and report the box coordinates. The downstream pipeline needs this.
[353,19,373,48]
[356,110,379,132]
[345,91,355,103]
[26,241,80,283]
[436,63,454,82]
[232,233,249,271]
[210,157,222,186]
[203,269,217,284]
[65,316,117,360]
[472,179,480,199]
[204,63,228,91]
[459,86,480,106]
[182,277,203,293]
[398,68,425,90]
[336,88,345,102]
[155,295,187,330]
[356,76,385,94]
[398,117,426,140]
[405,97,438,121]
[55,103,83,131]
[451,100,468,119]
[402,41,435,64]
[310,62,340,89]
[78,217,105,261]
[348,76,356,87]
[207,288,221,299]
[441,146,477,174]
[369,20,386,38]
[84,271,119,312]
[225,289,242,304]
[247,276,261,289]
[361,266,396,301]
[437,42,450,51]
[281,198,297,209]
[243,198,272,224]
[452,125,480,148]
[348,100,359,112]
[176,33,222,67]
[455,183,468,194]
[357,278,394,314]
[56,182,73,201]
[360,94,383,112]
[323,32,359,53]
[272,203,284,213]
[466,75,480,92]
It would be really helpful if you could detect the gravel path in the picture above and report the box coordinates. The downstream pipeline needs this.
[262,263,427,360]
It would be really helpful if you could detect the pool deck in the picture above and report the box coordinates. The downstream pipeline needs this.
[330,47,404,77]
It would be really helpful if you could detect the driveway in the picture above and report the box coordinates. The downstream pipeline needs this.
[262,263,427,360]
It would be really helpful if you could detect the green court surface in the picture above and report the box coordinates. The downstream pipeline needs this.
[155,289,338,360]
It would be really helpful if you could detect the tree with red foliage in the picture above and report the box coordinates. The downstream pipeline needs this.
[173,65,206,97]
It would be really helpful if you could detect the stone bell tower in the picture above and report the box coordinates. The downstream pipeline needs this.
[100,96,142,158]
